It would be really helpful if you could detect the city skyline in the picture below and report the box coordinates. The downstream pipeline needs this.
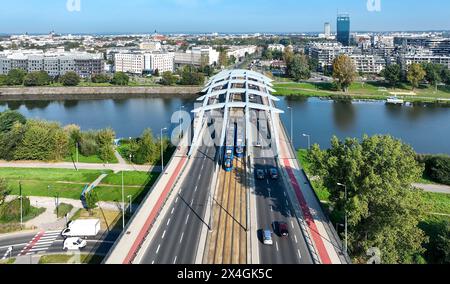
[1,0,450,34]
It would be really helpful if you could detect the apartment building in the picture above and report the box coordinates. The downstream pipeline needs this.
[115,51,175,74]
[174,46,219,68]
[226,45,258,60]
[144,52,175,73]
[0,50,104,78]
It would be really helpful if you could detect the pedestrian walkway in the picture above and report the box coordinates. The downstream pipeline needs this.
[413,183,450,194]
[115,149,128,166]
[0,160,161,173]
[19,230,61,256]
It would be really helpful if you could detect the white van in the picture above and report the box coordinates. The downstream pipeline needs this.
[63,237,87,251]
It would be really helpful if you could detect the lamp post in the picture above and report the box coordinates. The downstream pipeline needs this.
[76,142,79,164]
[161,127,168,172]
[121,171,125,230]
[337,183,348,256]
[287,106,293,144]
[302,133,311,150]
[19,181,23,226]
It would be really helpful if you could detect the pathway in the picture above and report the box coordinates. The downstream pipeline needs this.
[414,183,450,194]
[0,160,161,173]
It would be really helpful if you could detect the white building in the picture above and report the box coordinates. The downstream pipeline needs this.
[0,50,104,78]
[114,52,145,74]
[144,52,175,73]
[139,41,162,52]
[400,53,450,70]
[267,44,285,52]
[350,54,386,74]
[226,45,258,60]
[174,46,220,68]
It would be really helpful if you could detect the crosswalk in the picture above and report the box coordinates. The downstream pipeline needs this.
[19,230,62,256]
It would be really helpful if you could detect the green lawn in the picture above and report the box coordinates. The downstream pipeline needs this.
[64,149,118,164]
[38,254,102,264]
[0,258,15,264]
[421,192,450,215]
[274,81,450,102]
[0,167,159,202]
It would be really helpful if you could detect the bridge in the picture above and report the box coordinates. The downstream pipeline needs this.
[104,69,348,264]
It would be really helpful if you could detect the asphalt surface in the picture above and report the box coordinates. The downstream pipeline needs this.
[252,111,314,264]
[0,230,119,261]
[140,119,221,264]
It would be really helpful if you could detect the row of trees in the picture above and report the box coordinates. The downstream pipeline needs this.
[0,110,116,162]
[120,129,172,165]
[160,66,205,86]
[0,69,130,87]
[308,135,449,264]
[383,62,450,90]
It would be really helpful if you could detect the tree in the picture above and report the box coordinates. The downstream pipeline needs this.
[84,191,98,211]
[0,178,10,206]
[0,122,26,161]
[407,63,426,91]
[219,50,228,67]
[0,74,8,86]
[282,46,294,67]
[6,69,27,85]
[23,71,51,86]
[91,74,110,84]
[96,128,116,162]
[161,71,178,86]
[60,71,81,86]
[288,54,311,81]
[309,135,428,264]
[332,55,356,92]
[262,48,273,60]
[153,69,160,77]
[383,64,402,87]
[0,110,26,133]
[134,129,158,165]
[111,72,129,86]
[441,68,450,85]
[179,66,205,86]
[422,63,443,92]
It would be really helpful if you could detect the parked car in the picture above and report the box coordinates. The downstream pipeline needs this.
[263,229,273,246]
[63,237,87,251]
[256,169,265,180]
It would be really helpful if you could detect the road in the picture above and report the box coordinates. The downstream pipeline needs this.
[252,111,313,264]
[140,118,221,264]
[0,230,119,261]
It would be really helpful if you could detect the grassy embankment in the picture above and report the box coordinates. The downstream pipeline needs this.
[274,81,450,104]
[0,168,159,202]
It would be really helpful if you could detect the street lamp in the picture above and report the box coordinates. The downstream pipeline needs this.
[302,133,311,150]
[75,142,79,164]
[161,127,168,172]
[337,183,348,256]
[287,106,293,145]
[121,171,125,230]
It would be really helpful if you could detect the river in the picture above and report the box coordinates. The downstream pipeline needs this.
[1,96,449,154]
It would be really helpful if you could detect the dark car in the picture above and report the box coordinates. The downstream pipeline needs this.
[269,168,279,180]
[278,222,289,237]
[256,169,265,180]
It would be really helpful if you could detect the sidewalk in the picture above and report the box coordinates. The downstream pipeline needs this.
[413,183,450,194]
[0,160,161,173]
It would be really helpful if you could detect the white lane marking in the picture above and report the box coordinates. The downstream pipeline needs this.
[266,180,269,186]
[297,249,302,259]
[161,230,166,239]
[171,207,175,215]
[294,235,298,244]
[2,251,9,260]
[286,199,289,206]
[194,186,198,192]
[38,236,59,241]
[167,218,171,226]
[190,199,194,206]
[151,260,155,264]
[45,230,62,234]
[28,247,50,253]
[283,191,287,198]
[201,164,204,171]
[275,242,279,252]
[179,233,184,243]
[173,256,178,264]
[156,244,161,254]
[175,197,179,203]
[270,206,273,212]
[185,214,190,225]
[268,188,271,198]
[291,220,295,229]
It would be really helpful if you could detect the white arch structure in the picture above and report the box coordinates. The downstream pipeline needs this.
[189,69,284,157]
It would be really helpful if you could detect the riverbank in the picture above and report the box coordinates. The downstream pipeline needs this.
[274,82,450,105]
[0,86,202,101]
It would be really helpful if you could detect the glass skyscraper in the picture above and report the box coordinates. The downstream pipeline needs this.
[337,14,350,46]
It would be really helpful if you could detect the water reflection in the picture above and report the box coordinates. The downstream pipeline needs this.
[332,101,356,131]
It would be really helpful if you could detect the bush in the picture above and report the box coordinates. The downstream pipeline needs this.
[23,71,51,86]
[0,197,31,222]
[6,69,27,85]
[111,72,129,86]
[91,74,110,84]
[0,74,7,86]
[60,71,81,86]
[0,110,26,133]
[160,71,178,86]
[79,135,99,157]
[418,155,450,185]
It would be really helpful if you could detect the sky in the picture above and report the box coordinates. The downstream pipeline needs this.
[0,0,449,34]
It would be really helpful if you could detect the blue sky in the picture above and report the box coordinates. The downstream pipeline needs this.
[0,0,449,34]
